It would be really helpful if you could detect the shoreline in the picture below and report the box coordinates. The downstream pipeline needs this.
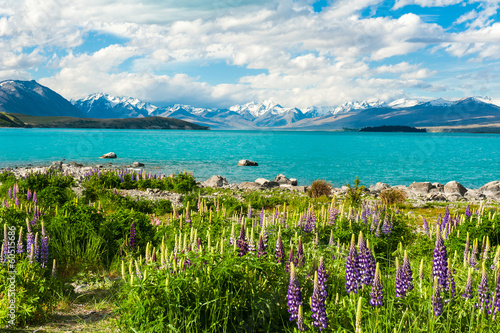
[1,161,499,204]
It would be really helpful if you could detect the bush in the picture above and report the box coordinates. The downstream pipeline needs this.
[344,176,364,208]
[307,180,332,198]
[379,188,407,205]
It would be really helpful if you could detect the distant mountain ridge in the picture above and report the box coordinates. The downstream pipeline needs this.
[1,80,499,130]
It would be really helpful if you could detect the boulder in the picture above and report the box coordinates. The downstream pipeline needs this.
[290,178,298,186]
[239,182,263,190]
[480,181,500,196]
[255,178,279,189]
[238,159,258,166]
[132,162,145,167]
[49,161,63,172]
[408,182,432,194]
[464,189,486,201]
[426,193,448,202]
[294,186,309,193]
[369,182,390,194]
[446,193,465,202]
[202,175,229,188]
[444,181,467,196]
[274,174,293,185]
[70,161,83,167]
[100,152,117,159]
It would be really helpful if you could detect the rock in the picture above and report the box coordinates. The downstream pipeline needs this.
[465,189,486,201]
[446,193,465,202]
[426,193,448,201]
[202,175,229,188]
[444,181,467,196]
[132,162,145,167]
[239,182,263,190]
[369,182,390,194]
[274,174,293,185]
[49,161,63,172]
[294,186,309,193]
[238,159,258,166]
[408,182,433,194]
[290,178,298,186]
[255,178,279,189]
[100,152,117,159]
[70,161,83,167]
[480,181,500,197]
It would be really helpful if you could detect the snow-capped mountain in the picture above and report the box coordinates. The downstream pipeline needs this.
[69,92,500,129]
[72,93,159,119]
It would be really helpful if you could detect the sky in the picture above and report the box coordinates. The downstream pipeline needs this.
[0,0,500,108]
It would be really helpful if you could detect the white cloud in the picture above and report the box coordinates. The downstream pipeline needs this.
[393,0,462,10]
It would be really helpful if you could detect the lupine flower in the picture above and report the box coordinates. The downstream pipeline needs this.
[15,197,19,207]
[130,221,137,251]
[328,206,338,225]
[259,208,264,227]
[311,271,328,330]
[236,223,248,257]
[275,233,285,264]
[345,234,361,294]
[135,260,143,280]
[296,237,305,267]
[370,263,384,307]
[26,219,34,256]
[446,258,456,299]
[40,222,49,267]
[432,277,443,316]
[287,263,302,322]
[27,189,32,201]
[317,257,328,299]
[8,187,12,199]
[1,224,7,264]
[470,239,478,268]
[297,305,305,332]
[422,217,429,236]
[402,250,413,292]
[418,259,424,283]
[257,234,267,258]
[462,268,473,299]
[442,207,450,231]
[355,297,363,333]
[33,191,37,204]
[492,246,500,270]
[17,227,23,254]
[247,204,252,218]
[432,227,448,290]
[286,246,295,272]
[304,209,316,233]
[463,232,470,263]
[248,228,256,253]
[482,236,490,261]
[52,259,57,277]
[229,223,236,245]
[395,258,406,298]
[475,263,491,312]
[493,268,500,315]
[465,205,472,218]
[34,232,40,262]
[358,232,375,286]
[328,230,334,246]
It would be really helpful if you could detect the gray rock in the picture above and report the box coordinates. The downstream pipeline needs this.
[446,193,465,202]
[408,182,433,194]
[238,159,258,166]
[369,182,390,194]
[289,178,298,186]
[274,174,292,185]
[49,161,63,172]
[239,182,263,190]
[255,178,279,188]
[70,161,83,167]
[100,152,117,159]
[480,181,500,196]
[255,178,270,185]
[426,193,448,201]
[294,186,309,193]
[132,162,145,167]
[444,181,467,196]
[202,175,229,188]
[465,189,486,201]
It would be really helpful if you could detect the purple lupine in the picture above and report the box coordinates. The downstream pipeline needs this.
[15,197,19,207]
[369,263,384,307]
[27,189,32,201]
[275,233,285,264]
[432,227,448,291]
[40,222,49,267]
[304,209,316,233]
[311,271,328,330]
[295,237,305,267]
[446,258,456,299]
[287,263,302,322]
[328,206,338,225]
[395,258,406,298]
[358,232,375,286]
[26,219,34,257]
[286,246,295,272]
[236,223,248,257]
[462,268,473,299]
[345,234,361,294]
[442,207,450,231]
[33,191,37,204]
[17,227,24,254]
[328,230,334,246]
[432,277,443,316]
[470,239,478,268]
[34,232,40,262]
[247,204,252,218]
[317,257,328,300]
[130,221,137,251]
[402,250,413,292]
[422,217,429,236]
[257,234,267,258]
[465,205,472,218]
[475,263,491,312]
[493,268,500,315]
[259,208,264,227]
[8,187,12,199]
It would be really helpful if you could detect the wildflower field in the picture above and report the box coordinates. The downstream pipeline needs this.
[1,168,500,332]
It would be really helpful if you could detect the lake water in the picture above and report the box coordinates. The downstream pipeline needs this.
[0,128,499,188]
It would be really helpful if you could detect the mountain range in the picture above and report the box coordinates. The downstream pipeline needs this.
[1,79,500,131]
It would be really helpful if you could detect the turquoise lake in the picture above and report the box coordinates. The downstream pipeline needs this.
[0,128,499,188]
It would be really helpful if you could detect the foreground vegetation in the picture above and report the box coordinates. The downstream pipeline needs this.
[1,168,500,332]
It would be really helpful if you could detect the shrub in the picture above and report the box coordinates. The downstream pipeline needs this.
[344,176,364,208]
[379,188,407,205]
[307,180,332,198]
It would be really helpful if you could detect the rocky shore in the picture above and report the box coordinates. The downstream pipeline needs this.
[1,161,499,204]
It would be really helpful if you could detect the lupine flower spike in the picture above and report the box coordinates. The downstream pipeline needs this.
[345,234,360,294]
[432,227,448,290]
[358,232,375,286]
[311,271,328,330]
[369,263,384,307]
[432,277,443,316]
[475,262,490,312]
[462,268,473,299]
[287,262,302,322]
[402,250,413,292]
[355,297,363,333]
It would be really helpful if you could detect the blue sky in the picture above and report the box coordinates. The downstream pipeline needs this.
[1,0,499,108]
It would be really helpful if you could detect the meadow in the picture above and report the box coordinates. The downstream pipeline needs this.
[1,168,500,332]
